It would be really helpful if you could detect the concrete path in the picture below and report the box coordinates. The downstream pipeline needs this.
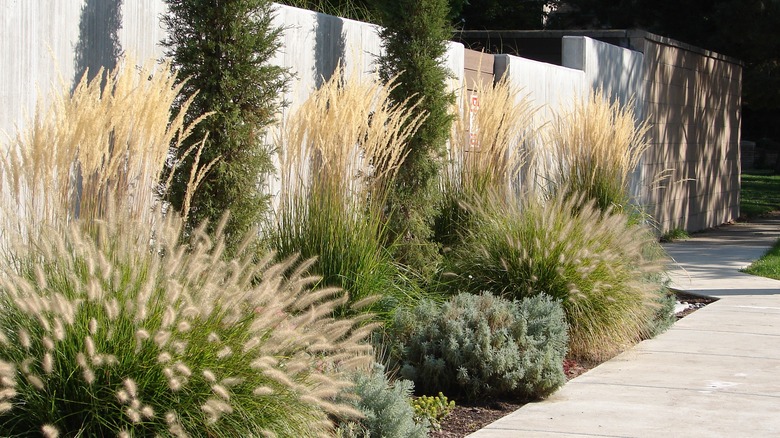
[468,218,780,437]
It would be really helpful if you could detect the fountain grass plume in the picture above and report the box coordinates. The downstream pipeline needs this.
[0,207,376,436]
[447,190,668,361]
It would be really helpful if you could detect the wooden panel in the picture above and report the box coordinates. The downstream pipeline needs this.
[464,49,494,92]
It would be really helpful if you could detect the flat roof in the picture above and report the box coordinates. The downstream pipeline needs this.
[453,29,742,65]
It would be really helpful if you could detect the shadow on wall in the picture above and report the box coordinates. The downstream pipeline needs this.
[314,11,346,87]
[73,0,124,88]
[642,41,741,233]
[580,38,646,203]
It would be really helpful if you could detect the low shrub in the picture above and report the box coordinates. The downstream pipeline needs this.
[0,210,376,437]
[446,191,668,361]
[412,392,454,431]
[389,292,568,400]
[337,364,428,438]
[648,286,677,336]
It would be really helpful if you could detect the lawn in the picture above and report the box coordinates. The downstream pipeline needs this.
[740,171,780,280]
[740,171,780,219]
[742,239,780,280]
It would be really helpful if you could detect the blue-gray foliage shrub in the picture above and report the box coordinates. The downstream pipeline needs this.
[337,364,428,438]
[390,292,568,400]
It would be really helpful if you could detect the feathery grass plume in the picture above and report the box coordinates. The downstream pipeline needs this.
[436,76,536,247]
[446,190,668,361]
[446,76,536,199]
[0,207,375,436]
[543,90,649,213]
[0,57,211,251]
[270,65,426,317]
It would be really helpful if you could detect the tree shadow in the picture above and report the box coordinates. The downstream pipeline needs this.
[314,10,346,87]
[73,0,124,89]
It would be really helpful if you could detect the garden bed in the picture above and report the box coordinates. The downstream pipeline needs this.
[431,291,717,437]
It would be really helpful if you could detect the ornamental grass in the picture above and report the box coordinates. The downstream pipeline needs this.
[446,190,668,361]
[544,90,649,213]
[0,57,376,437]
[270,66,426,316]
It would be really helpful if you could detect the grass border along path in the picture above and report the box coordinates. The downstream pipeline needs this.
[742,238,780,280]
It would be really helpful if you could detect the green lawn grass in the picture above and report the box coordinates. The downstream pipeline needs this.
[742,239,780,280]
[740,171,780,219]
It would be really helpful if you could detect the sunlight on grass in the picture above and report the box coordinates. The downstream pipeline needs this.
[742,239,780,280]
[740,172,780,219]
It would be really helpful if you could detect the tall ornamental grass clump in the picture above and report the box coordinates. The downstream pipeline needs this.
[0,59,209,249]
[389,292,568,400]
[447,192,667,361]
[436,77,536,247]
[0,58,375,437]
[0,211,376,437]
[545,91,649,213]
[270,67,424,316]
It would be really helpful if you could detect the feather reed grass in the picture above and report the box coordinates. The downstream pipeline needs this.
[544,90,649,213]
[446,76,536,199]
[436,76,536,247]
[0,57,211,252]
[271,66,425,315]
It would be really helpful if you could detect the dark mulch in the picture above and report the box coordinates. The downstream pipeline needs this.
[430,291,716,437]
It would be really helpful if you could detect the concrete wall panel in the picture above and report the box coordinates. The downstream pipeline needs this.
[642,38,741,232]
[1,3,741,233]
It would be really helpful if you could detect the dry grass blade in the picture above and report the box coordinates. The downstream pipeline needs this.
[542,90,649,211]
[0,57,208,251]
[447,75,537,200]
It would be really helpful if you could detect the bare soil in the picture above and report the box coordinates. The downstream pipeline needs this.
[430,292,717,437]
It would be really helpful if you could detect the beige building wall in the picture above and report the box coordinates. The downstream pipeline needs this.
[639,36,742,232]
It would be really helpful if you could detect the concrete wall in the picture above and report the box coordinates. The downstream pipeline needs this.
[1,2,465,134]
[559,34,741,232]
[493,53,587,192]
[639,37,742,232]
[2,3,740,233]
[495,53,586,123]
[562,36,644,113]
[1,0,167,138]
[269,4,464,118]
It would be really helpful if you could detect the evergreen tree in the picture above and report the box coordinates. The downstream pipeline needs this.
[162,0,288,253]
[373,0,455,279]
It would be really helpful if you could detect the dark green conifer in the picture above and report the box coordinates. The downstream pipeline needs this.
[162,0,288,253]
[374,0,455,279]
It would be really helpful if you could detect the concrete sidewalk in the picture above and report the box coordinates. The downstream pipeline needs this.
[468,218,780,437]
